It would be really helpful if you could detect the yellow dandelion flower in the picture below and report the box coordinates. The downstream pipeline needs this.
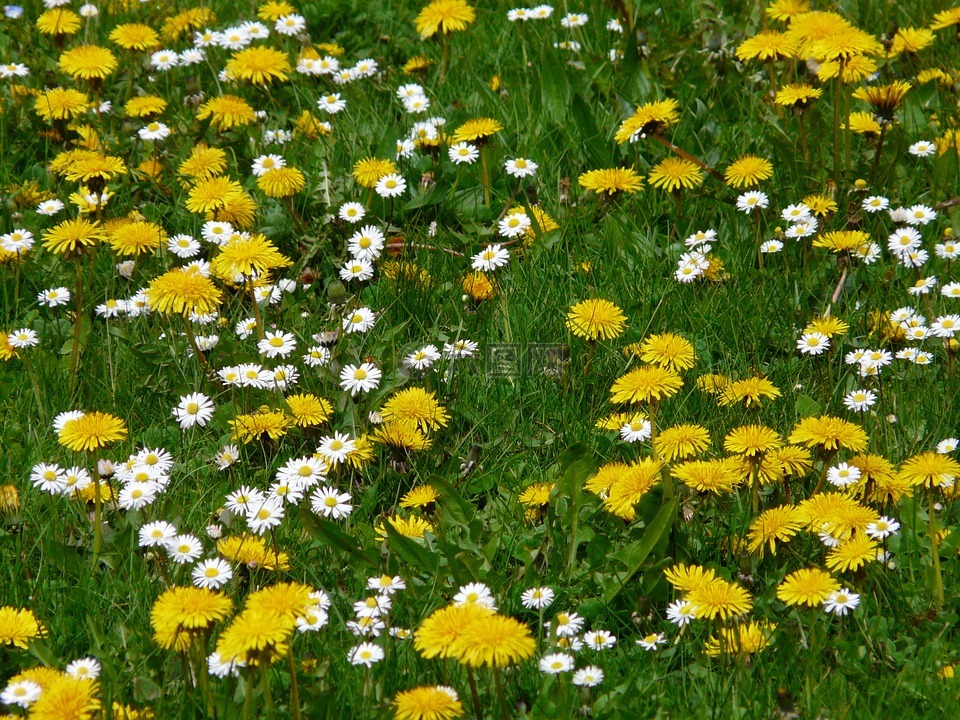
[775,83,823,108]
[448,613,535,668]
[604,458,663,520]
[788,415,868,453]
[394,685,463,720]
[257,167,305,198]
[724,155,774,188]
[614,98,680,143]
[376,515,434,539]
[415,0,476,38]
[59,45,117,80]
[654,424,711,461]
[109,23,161,50]
[58,412,127,452]
[636,332,696,372]
[735,31,799,61]
[285,394,332,427]
[610,365,683,405]
[451,118,502,143]
[380,387,449,431]
[648,157,703,191]
[36,8,81,36]
[578,167,644,195]
[145,268,222,317]
[673,458,743,494]
[225,46,291,84]
[825,534,880,573]
[197,95,257,130]
[565,298,627,341]
[777,568,840,606]
[704,621,773,656]
[718,376,781,407]
[108,220,166,257]
[0,607,45,648]
[687,579,753,620]
[747,504,805,557]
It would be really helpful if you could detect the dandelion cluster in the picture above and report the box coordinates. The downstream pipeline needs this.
[2,0,959,717]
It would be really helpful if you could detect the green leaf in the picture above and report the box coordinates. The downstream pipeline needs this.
[794,393,821,419]
[539,44,571,121]
[297,507,377,569]
[570,94,611,167]
[428,474,475,527]
[383,521,441,577]
[604,498,678,603]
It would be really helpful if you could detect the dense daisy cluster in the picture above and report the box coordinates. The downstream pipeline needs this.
[3,0,960,717]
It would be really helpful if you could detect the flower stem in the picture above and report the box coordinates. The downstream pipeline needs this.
[466,666,483,720]
[286,646,302,720]
[480,145,492,208]
[493,668,510,720]
[929,492,944,608]
[870,123,889,186]
[70,255,84,388]
[91,453,102,566]
[241,666,255,720]
[650,135,725,181]
[248,277,265,341]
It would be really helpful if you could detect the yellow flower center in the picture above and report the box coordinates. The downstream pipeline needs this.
[205,567,219,577]
[270,337,284,347]
[187,402,199,414]
[354,369,367,380]
[325,496,338,507]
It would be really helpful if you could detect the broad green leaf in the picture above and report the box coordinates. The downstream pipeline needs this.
[539,44,570,121]
[794,393,821,419]
[571,93,612,167]
[297,507,377,569]
[604,498,678,603]
[428,474,475,527]
[383,520,440,576]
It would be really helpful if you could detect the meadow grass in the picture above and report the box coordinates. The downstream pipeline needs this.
[1,0,960,718]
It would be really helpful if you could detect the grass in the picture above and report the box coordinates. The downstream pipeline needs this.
[2,0,960,718]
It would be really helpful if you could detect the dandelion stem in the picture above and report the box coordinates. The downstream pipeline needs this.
[241,666,255,720]
[928,492,944,608]
[69,254,84,388]
[480,145,492,208]
[465,666,483,720]
[248,277,265,341]
[182,319,211,379]
[91,453,102,567]
[832,73,842,187]
[650,135,725,182]
[870,123,889,186]
[493,668,510,720]
[25,352,47,423]
[582,339,596,378]
[286,645,302,720]
[798,113,809,163]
